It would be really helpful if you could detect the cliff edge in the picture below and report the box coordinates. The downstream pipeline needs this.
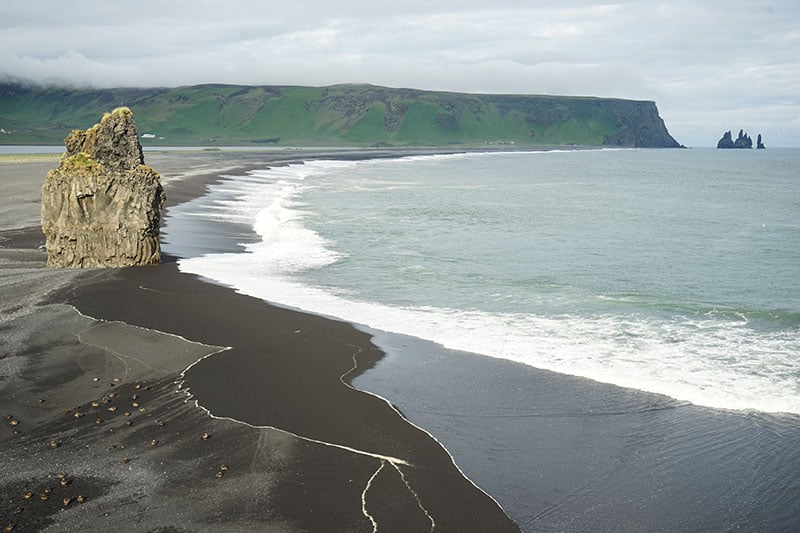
[1,82,682,148]
[41,108,165,268]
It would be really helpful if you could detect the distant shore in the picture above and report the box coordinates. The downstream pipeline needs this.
[0,150,519,531]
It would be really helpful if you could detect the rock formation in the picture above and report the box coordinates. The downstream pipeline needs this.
[41,108,165,268]
[734,129,753,148]
[717,129,754,149]
[716,130,734,148]
[757,133,766,149]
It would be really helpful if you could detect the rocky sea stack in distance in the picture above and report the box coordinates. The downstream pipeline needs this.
[717,128,765,149]
[41,108,165,268]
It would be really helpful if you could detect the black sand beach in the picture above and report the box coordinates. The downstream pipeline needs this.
[0,150,517,532]
[4,149,800,532]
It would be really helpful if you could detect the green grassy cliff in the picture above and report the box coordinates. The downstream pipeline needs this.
[0,82,682,148]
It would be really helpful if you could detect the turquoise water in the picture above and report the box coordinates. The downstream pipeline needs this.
[173,148,800,414]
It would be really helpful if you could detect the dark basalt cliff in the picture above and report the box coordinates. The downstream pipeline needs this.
[1,82,682,148]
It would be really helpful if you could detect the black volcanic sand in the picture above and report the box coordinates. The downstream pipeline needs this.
[359,332,800,531]
[0,150,518,532]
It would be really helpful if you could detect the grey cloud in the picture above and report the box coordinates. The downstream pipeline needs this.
[1,0,798,145]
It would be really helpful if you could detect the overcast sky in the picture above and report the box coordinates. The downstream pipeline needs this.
[2,0,798,146]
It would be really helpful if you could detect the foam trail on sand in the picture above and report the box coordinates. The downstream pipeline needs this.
[173,334,510,528]
[394,462,436,531]
[362,460,384,533]
[175,336,411,465]
[338,340,512,518]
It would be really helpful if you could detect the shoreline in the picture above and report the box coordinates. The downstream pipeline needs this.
[4,149,800,531]
[0,150,519,531]
[58,260,517,531]
[160,148,800,530]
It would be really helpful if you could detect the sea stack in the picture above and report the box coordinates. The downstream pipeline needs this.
[41,108,165,268]
[717,129,754,149]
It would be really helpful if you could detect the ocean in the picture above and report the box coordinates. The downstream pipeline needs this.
[164,147,800,530]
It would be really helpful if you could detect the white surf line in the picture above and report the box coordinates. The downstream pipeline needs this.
[338,338,514,524]
[362,459,385,533]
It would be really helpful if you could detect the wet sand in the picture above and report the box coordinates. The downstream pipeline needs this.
[0,151,518,531]
[359,330,800,531]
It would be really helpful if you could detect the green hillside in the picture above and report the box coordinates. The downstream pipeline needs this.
[0,82,682,148]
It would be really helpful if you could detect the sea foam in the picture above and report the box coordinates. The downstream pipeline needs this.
[176,152,800,415]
